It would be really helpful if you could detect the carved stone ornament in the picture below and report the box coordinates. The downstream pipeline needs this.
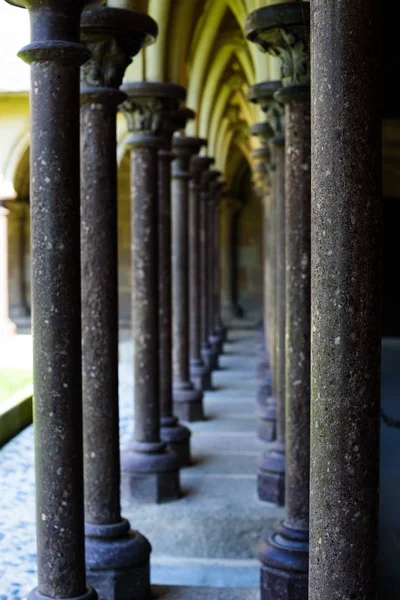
[245,3,310,88]
[81,34,132,90]
[121,96,174,134]
[266,101,285,137]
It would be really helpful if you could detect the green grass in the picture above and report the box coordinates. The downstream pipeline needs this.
[0,369,33,405]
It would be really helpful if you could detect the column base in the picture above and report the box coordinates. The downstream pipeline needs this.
[256,358,270,381]
[190,359,213,391]
[257,402,277,443]
[160,417,192,467]
[121,442,181,503]
[173,384,204,422]
[201,343,219,371]
[28,587,98,600]
[209,331,223,356]
[258,521,309,600]
[85,519,151,600]
[215,321,227,343]
[257,441,285,506]
[257,378,277,443]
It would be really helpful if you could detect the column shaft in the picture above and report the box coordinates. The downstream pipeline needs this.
[172,164,191,384]
[132,144,160,443]
[188,180,201,363]
[172,136,204,422]
[284,100,310,527]
[159,138,191,465]
[81,95,121,525]
[309,1,381,597]
[16,3,93,598]
[158,148,174,421]
[188,158,212,392]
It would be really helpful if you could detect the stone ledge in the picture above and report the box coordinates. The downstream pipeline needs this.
[0,384,33,447]
[152,585,259,599]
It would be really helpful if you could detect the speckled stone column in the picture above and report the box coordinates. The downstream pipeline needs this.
[309,2,381,598]
[171,134,206,422]
[120,82,186,503]
[189,155,215,392]
[203,169,221,371]
[199,165,215,374]
[80,9,156,597]
[250,120,277,445]
[158,107,194,467]
[12,1,96,599]
[247,3,310,598]
[208,180,226,355]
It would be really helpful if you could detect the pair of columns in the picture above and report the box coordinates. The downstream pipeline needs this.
[9,2,226,600]
[246,1,381,599]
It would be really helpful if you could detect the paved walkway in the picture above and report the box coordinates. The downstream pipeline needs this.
[0,329,279,599]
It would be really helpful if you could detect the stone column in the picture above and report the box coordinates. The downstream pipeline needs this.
[171,134,206,422]
[80,8,156,597]
[309,2,381,598]
[250,120,277,447]
[220,195,240,321]
[199,166,214,373]
[246,3,310,598]
[12,1,96,599]
[120,81,185,503]
[0,204,16,338]
[189,155,215,391]
[207,171,221,363]
[202,170,221,371]
[208,180,226,354]
[159,108,194,466]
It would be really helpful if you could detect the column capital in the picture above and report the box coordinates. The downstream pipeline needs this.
[249,80,285,142]
[121,81,186,145]
[80,7,157,104]
[172,135,206,178]
[190,155,214,187]
[245,2,310,100]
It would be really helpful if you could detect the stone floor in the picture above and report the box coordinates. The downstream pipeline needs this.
[2,330,400,599]
[0,328,275,599]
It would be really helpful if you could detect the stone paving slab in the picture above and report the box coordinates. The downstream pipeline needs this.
[0,329,271,598]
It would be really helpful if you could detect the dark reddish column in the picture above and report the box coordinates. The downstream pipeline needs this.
[80,9,156,597]
[199,166,214,373]
[171,135,206,422]
[200,169,220,372]
[120,82,186,503]
[208,180,225,356]
[158,108,194,467]
[12,1,96,599]
[189,156,215,392]
[309,1,381,598]
[250,119,277,446]
[246,3,310,598]
[206,171,222,366]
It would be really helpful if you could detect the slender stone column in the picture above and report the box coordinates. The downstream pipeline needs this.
[212,183,227,344]
[0,205,16,338]
[250,120,277,446]
[220,195,240,321]
[189,156,215,392]
[12,1,96,599]
[208,180,225,355]
[120,82,185,502]
[207,171,222,362]
[79,8,156,596]
[247,4,311,598]
[309,2,381,598]
[203,170,221,371]
[199,165,215,373]
[171,134,206,422]
[158,107,194,466]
